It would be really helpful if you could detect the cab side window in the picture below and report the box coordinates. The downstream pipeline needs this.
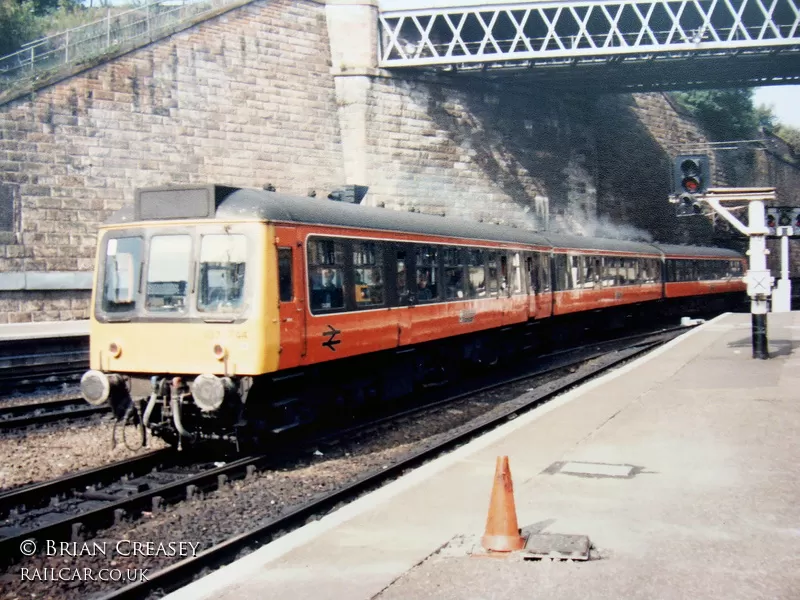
[278,248,293,302]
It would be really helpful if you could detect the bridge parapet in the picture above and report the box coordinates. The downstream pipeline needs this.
[378,0,800,88]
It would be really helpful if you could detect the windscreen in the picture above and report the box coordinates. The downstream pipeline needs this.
[197,234,247,312]
[145,235,192,312]
[101,237,142,313]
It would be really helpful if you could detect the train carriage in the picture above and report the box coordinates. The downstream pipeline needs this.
[657,243,746,299]
[542,234,664,317]
[80,185,747,447]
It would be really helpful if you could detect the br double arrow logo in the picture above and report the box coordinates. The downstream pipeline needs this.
[322,324,341,351]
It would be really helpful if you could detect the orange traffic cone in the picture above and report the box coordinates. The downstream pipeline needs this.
[481,456,525,552]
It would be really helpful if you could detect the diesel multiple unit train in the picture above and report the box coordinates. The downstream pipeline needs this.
[80,185,746,447]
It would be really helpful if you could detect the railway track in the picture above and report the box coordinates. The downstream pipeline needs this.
[0,448,275,568]
[0,398,109,431]
[0,336,88,396]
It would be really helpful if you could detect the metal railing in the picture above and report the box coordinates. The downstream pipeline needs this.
[0,0,240,90]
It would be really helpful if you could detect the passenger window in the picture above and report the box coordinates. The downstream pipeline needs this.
[467,249,486,298]
[444,248,465,299]
[353,241,384,307]
[415,246,439,302]
[308,238,345,312]
[623,258,638,285]
[569,255,582,288]
[487,252,499,296]
[538,253,551,293]
[396,249,409,304]
[510,253,523,295]
[642,259,653,283]
[603,257,616,287]
[553,254,569,291]
[582,256,596,289]
[278,248,293,302]
[526,255,536,293]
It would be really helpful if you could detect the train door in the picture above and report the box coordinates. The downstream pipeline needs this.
[503,251,528,325]
[275,226,306,368]
[525,253,537,317]
[393,243,413,347]
[529,251,552,319]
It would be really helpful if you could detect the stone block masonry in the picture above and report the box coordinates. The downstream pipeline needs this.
[360,77,596,231]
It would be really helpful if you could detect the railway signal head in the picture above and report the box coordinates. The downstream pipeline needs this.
[765,211,777,235]
[675,193,703,217]
[673,154,709,196]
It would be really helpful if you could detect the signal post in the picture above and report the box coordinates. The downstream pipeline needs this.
[703,188,775,360]
[671,156,774,359]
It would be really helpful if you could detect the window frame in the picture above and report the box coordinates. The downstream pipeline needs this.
[307,236,348,315]
[278,247,293,302]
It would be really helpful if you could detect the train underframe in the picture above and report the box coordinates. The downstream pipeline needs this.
[85,293,745,450]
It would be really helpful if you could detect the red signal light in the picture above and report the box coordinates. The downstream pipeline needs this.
[674,156,708,195]
[681,177,700,193]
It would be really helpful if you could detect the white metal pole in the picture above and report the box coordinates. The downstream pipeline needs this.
[747,199,770,358]
[782,233,789,279]
[772,229,792,313]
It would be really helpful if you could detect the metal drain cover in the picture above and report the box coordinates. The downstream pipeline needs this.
[523,533,591,561]
[545,461,638,478]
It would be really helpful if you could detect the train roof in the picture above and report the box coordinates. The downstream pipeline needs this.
[216,188,556,246]
[651,243,743,258]
[540,233,660,255]
[109,185,743,260]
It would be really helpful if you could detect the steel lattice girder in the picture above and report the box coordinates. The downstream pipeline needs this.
[378,0,800,68]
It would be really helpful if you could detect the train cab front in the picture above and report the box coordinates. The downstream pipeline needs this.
[81,211,277,449]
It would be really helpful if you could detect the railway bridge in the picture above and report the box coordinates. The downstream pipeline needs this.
[374,0,800,89]
[0,0,797,322]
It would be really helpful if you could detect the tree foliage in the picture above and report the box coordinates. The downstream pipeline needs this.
[0,0,41,57]
[775,124,800,152]
[0,0,83,57]
[753,99,800,157]
[672,89,759,141]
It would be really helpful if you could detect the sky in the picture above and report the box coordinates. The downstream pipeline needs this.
[753,85,800,129]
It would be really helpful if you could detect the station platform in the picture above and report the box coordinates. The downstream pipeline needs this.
[0,320,89,341]
[166,312,800,600]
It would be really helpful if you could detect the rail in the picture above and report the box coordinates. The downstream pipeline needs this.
[0,336,88,395]
[0,0,243,90]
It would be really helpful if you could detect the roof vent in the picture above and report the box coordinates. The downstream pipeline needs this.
[328,185,369,204]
